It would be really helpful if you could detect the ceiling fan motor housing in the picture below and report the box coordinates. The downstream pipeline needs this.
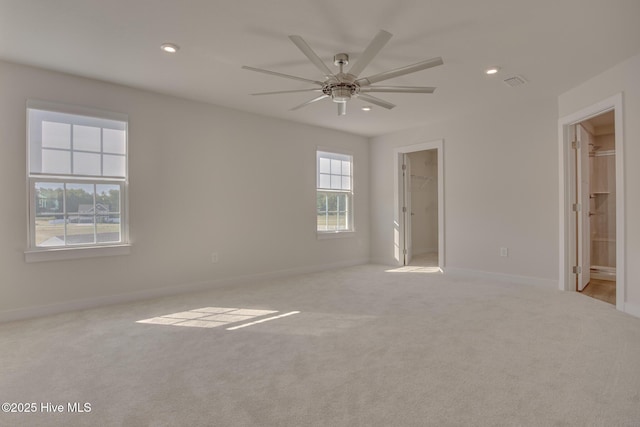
[327,83,356,103]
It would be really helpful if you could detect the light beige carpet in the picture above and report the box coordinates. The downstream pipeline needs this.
[1,264,640,426]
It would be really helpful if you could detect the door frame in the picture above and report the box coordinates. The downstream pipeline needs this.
[394,140,444,269]
[558,93,625,311]
[402,153,413,265]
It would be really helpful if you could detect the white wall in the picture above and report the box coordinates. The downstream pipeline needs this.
[558,53,640,315]
[371,98,559,284]
[0,60,370,320]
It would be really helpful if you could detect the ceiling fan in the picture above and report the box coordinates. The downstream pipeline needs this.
[242,30,443,116]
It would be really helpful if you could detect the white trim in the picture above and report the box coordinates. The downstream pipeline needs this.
[25,244,131,263]
[317,230,356,240]
[27,99,128,122]
[445,267,558,289]
[557,93,625,312]
[623,302,640,320]
[393,140,445,271]
[0,257,369,323]
[26,99,130,257]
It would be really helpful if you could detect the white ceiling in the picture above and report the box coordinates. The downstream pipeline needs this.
[1,0,639,137]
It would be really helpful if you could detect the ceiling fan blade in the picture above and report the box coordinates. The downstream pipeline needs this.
[357,93,396,110]
[251,88,323,96]
[289,35,334,78]
[290,94,330,111]
[347,30,393,78]
[360,86,436,94]
[355,57,444,86]
[242,66,324,86]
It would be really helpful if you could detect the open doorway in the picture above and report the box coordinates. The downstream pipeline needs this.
[558,93,625,311]
[575,111,616,305]
[405,150,439,266]
[394,140,444,270]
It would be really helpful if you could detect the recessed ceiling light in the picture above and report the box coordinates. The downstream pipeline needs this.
[161,43,179,53]
[361,106,372,111]
[485,66,500,75]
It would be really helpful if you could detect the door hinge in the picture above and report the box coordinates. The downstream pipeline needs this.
[572,140,579,150]
[402,206,407,213]
[403,249,407,255]
[572,203,581,212]
[572,266,582,274]
[402,164,407,171]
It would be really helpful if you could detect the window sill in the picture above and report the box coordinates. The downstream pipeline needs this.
[24,244,131,263]
[317,230,355,240]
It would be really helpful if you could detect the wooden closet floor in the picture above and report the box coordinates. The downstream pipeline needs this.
[580,279,616,305]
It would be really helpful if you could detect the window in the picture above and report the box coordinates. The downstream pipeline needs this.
[26,101,129,258]
[317,150,353,233]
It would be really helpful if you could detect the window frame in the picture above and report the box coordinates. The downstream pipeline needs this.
[25,100,130,262]
[316,148,355,238]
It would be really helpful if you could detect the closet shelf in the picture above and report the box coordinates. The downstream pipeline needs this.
[592,237,616,243]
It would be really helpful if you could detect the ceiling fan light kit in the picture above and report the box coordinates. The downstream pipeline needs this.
[242,30,443,116]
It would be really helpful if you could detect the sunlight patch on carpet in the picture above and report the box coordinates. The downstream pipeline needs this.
[226,311,300,330]
[136,307,290,330]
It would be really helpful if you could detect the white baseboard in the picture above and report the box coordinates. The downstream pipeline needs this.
[0,258,369,323]
[444,267,558,289]
[623,301,640,320]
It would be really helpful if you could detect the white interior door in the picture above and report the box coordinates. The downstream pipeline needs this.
[403,154,412,265]
[576,124,591,291]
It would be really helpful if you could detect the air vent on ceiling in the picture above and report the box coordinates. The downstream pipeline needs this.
[503,75,527,87]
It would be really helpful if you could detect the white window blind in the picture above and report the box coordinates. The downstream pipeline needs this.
[29,109,127,178]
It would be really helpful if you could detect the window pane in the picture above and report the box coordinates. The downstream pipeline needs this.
[42,149,71,174]
[73,152,101,176]
[73,125,101,152]
[35,220,66,247]
[103,154,126,177]
[66,183,95,245]
[319,157,331,174]
[96,184,120,212]
[316,191,351,232]
[319,174,331,189]
[331,175,341,189]
[342,160,351,176]
[337,211,347,230]
[35,182,65,247]
[103,128,126,154]
[317,192,329,231]
[328,213,339,230]
[42,121,70,149]
[342,176,351,190]
[95,185,121,243]
[316,192,327,212]
[97,215,121,243]
[331,159,341,175]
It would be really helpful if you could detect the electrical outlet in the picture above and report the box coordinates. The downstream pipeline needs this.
[500,247,508,257]
[211,252,219,263]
